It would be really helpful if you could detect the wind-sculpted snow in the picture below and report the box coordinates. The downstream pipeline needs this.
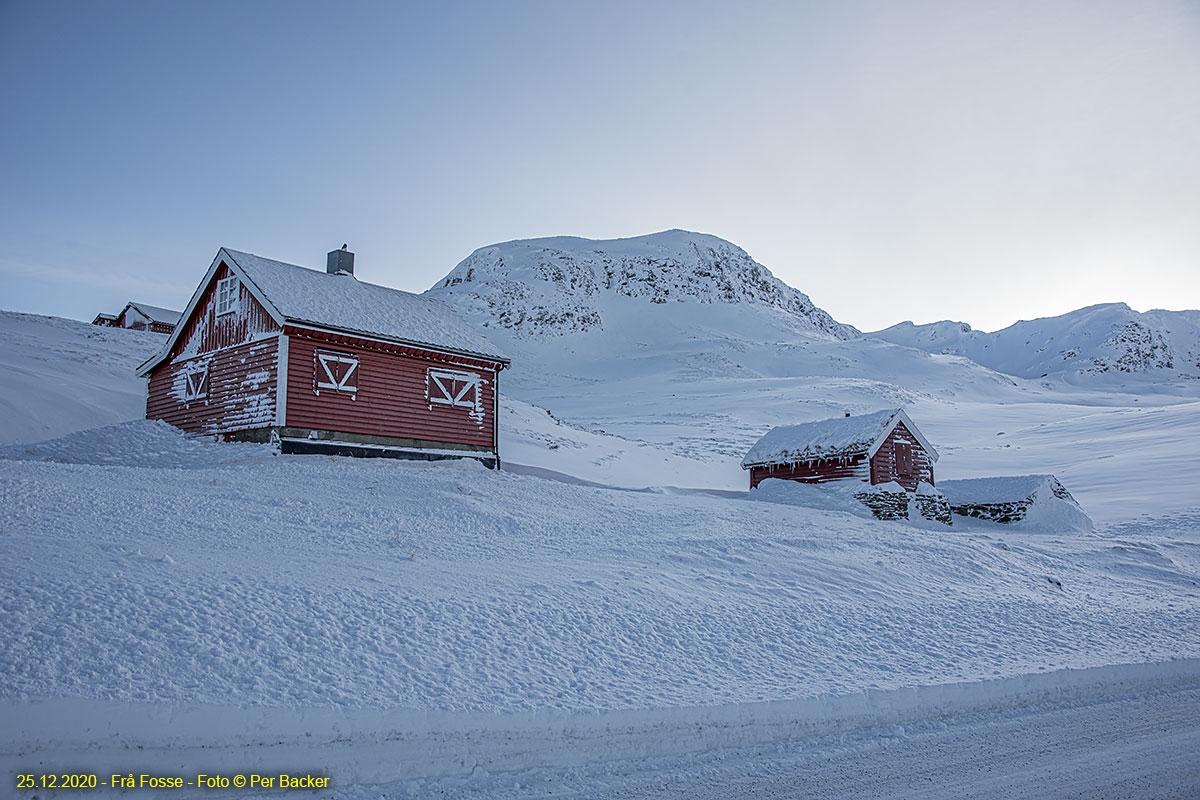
[1,424,1197,713]
[427,230,855,340]
[870,303,1200,383]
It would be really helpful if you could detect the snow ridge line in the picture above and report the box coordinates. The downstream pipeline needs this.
[4,659,1199,790]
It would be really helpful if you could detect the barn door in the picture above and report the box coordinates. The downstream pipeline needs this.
[894,440,913,477]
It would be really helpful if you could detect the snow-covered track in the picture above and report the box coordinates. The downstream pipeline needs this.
[5,660,1198,797]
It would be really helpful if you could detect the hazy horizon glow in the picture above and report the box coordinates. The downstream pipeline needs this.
[2,0,1198,333]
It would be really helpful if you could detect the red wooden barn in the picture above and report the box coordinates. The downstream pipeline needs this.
[742,409,938,491]
[137,247,510,467]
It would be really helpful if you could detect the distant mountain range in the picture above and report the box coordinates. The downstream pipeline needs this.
[868,304,1200,382]
[427,230,1199,385]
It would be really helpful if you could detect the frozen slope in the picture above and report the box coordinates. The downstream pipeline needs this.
[0,311,164,445]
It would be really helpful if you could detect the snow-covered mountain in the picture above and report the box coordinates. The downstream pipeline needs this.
[427,229,855,340]
[425,231,1046,486]
[870,303,1200,383]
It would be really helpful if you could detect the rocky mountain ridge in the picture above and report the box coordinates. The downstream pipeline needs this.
[426,230,854,340]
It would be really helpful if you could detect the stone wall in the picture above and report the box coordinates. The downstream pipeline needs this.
[913,492,953,525]
[949,498,1033,524]
[854,488,952,525]
[854,489,910,521]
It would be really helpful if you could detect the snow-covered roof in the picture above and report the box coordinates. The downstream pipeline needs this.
[139,248,508,375]
[741,409,937,468]
[124,303,183,325]
[937,475,1055,505]
[223,249,508,362]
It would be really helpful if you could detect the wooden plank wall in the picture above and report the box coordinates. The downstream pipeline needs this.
[868,420,935,491]
[169,261,280,359]
[146,338,278,436]
[284,330,499,449]
[749,455,869,488]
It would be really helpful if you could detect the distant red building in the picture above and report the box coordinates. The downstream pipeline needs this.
[93,302,182,334]
[742,409,937,492]
[137,247,509,467]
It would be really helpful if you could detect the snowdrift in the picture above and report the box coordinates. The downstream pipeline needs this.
[3,426,1196,716]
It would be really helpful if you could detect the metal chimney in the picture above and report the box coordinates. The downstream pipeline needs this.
[327,244,354,275]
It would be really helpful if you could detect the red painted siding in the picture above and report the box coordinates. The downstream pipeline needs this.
[284,329,499,449]
[168,262,280,359]
[749,455,868,489]
[868,421,934,491]
[147,337,279,435]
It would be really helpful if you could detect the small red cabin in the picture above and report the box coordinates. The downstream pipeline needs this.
[742,409,937,492]
[137,247,510,467]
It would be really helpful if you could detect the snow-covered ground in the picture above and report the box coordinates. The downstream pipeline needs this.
[2,420,1199,796]
[0,311,164,446]
[3,421,1198,796]
[6,420,1199,713]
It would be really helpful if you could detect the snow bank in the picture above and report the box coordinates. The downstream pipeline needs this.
[0,419,268,469]
[747,477,873,517]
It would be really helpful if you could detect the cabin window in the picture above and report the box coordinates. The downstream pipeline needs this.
[314,350,358,396]
[427,367,482,415]
[184,362,209,401]
[216,276,239,316]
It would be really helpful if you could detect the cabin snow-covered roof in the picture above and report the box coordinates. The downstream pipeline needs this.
[222,249,508,363]
[138,248,509,377]
[123,302,183,325]
[741,409,937,469]
[937,475,1056,505]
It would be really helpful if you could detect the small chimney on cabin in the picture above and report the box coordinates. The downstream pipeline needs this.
[327,244,354,276]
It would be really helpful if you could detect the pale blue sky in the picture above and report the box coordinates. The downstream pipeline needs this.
[2,0,1198,332]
